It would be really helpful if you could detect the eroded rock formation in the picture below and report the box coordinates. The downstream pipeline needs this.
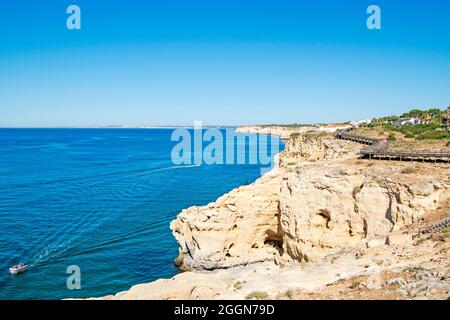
[92,126,449,300]
[170,168,282,270]
[279,162,446,262]
[171,127,449,269]
[235,125,315,140]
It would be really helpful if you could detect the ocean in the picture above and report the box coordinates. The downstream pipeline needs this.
[0,128,281,299]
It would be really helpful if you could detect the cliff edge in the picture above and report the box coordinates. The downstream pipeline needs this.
[94,126,449,300]
[171,128,448,270]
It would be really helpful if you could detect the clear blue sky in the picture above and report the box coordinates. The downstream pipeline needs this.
[0,0,449,127]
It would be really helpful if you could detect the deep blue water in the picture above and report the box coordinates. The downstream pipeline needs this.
[0,128,281,300]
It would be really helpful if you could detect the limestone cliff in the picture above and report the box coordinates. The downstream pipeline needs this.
[280,132,363,164]
[279,161,447,262]
[170,128,449,269]
[170,167,282,270]
[94,126,449,300]
[235,125,316,140]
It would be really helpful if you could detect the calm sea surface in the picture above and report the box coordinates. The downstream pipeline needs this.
[0,128,281,299]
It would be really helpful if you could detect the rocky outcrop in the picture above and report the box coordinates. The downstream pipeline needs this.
[94,232,450,300]
[170,168,282,271]
[170,128,449,269]
[280,132,363,165]
[279,162,447,262]
[235,125,316,140]
[90,126,450,300]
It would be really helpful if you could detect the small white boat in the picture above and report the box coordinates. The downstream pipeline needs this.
[9,263,27,275]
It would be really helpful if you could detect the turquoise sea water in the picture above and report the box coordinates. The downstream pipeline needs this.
[0,128,281,300]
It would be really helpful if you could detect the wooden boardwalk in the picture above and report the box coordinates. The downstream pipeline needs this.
[419,218,450,235]
[412,216,450,240]
[336,127,450,163]
[361,147,450,163]
[336,129,381,145]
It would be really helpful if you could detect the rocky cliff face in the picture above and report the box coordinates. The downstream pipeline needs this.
[280,132,363,164]
[93,127,449,300]
[235,125,316,140]
[170,168,282,270]
[170,128,449,270]
[279,161,446,262]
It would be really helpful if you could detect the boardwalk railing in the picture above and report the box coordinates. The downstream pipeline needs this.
[335,127,382,145]
[361,147,450,162]
[336,127,450,163]
[418,218,450,236]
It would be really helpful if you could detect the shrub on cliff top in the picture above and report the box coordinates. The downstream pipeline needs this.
[286,290,294,300]
[401,167,415,174]
[233,281,243,290]
[387,132,397,141]
[441,227,450,237]
[350,280,362,289]
[245,291,268,300]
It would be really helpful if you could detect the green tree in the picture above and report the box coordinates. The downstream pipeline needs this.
[427,108,442,119]
[407,109,423,118]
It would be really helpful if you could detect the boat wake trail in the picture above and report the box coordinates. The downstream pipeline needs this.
[18,164,199,269]
[28,240,74,268]
[29,211,177,266]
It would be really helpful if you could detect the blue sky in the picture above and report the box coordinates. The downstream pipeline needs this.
[0,0,449,127]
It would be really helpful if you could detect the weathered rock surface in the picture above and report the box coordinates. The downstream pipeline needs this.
[170,168,282,270]
[93,233,450,300]
[235,125,316,140]
[91,126,449,300]
[171,128,449,268]
[279,161,446,262]
[280,132,363,164]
